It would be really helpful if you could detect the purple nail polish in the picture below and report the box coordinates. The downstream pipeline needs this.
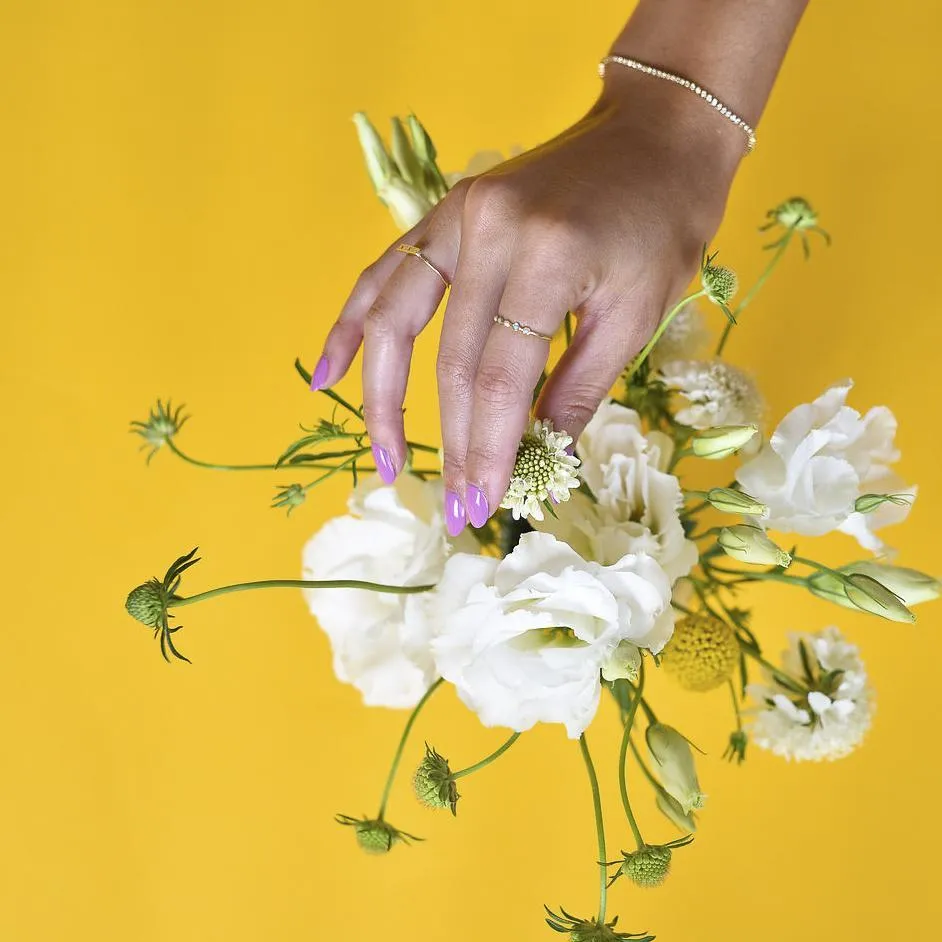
[372,443,397,485]
[444,490,466,537]
[466,484,489,528]
[310,355,330,392]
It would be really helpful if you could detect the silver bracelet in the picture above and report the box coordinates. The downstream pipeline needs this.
[599,54,757,155]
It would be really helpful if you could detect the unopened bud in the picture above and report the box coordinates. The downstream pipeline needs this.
[701,258,739,306]
[842,573,916,624]
[705,487,768,516]
[853,492,914,514]
[691,425,758,459]
[646,723,707,815]
[770,197,818,230]
[601,640,642,683]
[842,561,940,606]
[718,525,791,568]
[412,744,459,815]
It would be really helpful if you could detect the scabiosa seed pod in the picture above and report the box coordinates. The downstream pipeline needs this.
[701,258,738,307]
[771,197,818,230]
[662,614,739,692]
[125,580,165,627]
[334,814,420,855]
[621,845,672,888]
[412,744,459,815]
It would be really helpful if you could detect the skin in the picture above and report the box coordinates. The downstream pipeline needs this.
[314,0,810,534]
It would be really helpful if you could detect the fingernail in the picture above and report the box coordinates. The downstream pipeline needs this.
[372,443,397,485]
[444,490,466,537]
[310,355,330,391]
[466,484,489,528]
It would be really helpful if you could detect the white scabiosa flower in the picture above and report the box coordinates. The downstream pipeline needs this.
[747,626,874,762]
[649,303,711,368]
[302,475,450,709]
[431,531,672,739]
[659,359,763,430]
[500,418,581,522]
[737,380,915,554]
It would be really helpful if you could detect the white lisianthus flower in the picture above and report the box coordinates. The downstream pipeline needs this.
[302,475,452,709]
[431,532,672,738]
[649,303,710,368]
[539,401,697,582]
[658,359,763,430]
[736,381,915,554]
[747,626,873,762]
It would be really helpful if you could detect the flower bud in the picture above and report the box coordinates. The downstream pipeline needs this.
[125,581,164,627]
[842,561,940,606]
[656,791,697,833]
[335,813,419,854]
[621,845,672,888]
[352,112,395,193]
[718,525,792,568]
[662,614,739,692]
[701,258,739,306]
[601,640,642,683]
[842,573,916,623]
[412,744,459,815]
[646,724,707,815]
[770,197,818,230]
[704,487,768,516]
[853,492,913,514]
[691,425,758,459]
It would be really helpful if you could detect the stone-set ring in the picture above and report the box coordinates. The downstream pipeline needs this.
[492,314,553,343]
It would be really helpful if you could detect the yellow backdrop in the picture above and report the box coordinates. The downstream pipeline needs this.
[3,1,940,939]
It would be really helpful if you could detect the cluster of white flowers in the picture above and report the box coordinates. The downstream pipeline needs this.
[659,359,763,430]
[738,381,914,555]
[747,627,874,762]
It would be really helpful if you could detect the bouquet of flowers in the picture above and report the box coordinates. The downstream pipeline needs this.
[125,115,938,941]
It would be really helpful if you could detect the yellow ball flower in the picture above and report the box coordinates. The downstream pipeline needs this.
[662,614,739,692]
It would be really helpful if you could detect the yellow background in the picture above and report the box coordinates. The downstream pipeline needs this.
[2,2,940,939]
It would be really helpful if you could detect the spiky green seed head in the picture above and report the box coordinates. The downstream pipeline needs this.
[701,263,739,306]
[412,745,459,814]
[772,197,818,230]
[621,845,672,888]
[125,581,165,627]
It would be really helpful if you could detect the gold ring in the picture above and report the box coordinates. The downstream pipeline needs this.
[492,314,553,343]
[396,243,449,289]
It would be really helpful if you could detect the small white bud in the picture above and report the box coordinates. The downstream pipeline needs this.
[691,425,758,459]
[646,723,706,816]
[718,525,792,568]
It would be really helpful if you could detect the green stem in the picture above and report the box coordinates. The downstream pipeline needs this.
[452,732,521,780]
[578,734,608,924]
[716,230,794,356]
[301,450,370,492]
[791,556,847,580]
[728,679,743,732]
[628,736,665,796]
[166,439,285,472]
[378,679,443,818]
[738,641,807,693]
[618,664,646,849]
[638,695,658,725]
[173,578,435,609]
[625,290,708,383]
[407,442,439,455]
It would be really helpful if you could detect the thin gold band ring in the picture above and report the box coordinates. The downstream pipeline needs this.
[492,314,553,343]
[395,243,450,289]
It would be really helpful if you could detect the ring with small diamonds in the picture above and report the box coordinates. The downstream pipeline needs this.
[492,314,553,342]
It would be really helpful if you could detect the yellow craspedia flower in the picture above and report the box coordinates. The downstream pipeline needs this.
[662,614,739,692]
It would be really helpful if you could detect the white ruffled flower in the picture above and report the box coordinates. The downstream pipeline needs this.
[431,531,672,738]
[747,627,873,762]
[736,381,915,554]
[302,475,450,709]
[539,402,697,583]
[649,303,710,367]
[659,359,763,430]
[500,418,581,522]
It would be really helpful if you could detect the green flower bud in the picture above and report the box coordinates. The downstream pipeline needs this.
[770,197,818,230]
[125,580,165,627]
[701,258,739,306]
[853,492,914,514]
[842,573,916,624]
[704,487,768,516]
[646,724,706,815]
[412,744,459,815]
[334,814,420,855]
[842,561,940,606]
[718,525,792,568]
[621,845,672,888]
[601,640,642,683]
[723,730,748,764]
[691,425,758,459]
[352,112,395,192]
[271,483,306,515]
[656,790,697,833]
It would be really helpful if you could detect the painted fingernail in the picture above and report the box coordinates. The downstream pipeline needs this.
[466,484,489,528]
[444,490,466,537]
[310,355,330,391]
[372,443,397,485]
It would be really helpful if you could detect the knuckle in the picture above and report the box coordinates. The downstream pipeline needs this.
[437,348,476,395]
[475,360,526,404]
[463,175,519,231]
[353,262,382,301]
[363,294,399,338]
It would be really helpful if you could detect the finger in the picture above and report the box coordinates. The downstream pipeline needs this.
[535,292,662,445]
[361,216,462,485]
[436,211,514,534]
[463,262,580,525]
[309,216,430,392]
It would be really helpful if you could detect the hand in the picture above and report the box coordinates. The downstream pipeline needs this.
[313,70,744,535]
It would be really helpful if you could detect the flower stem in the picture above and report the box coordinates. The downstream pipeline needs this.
[452,732,521,780]
[301,449,371,491]
[166,440,286,472]
[728,679,743,732]
[578,733,608,924]
[738,641,807,694]
[377,679,444,819]
[618,664,646,850]
[716,230,794,356]
[624,290,708,383]
[173,579,436,609]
